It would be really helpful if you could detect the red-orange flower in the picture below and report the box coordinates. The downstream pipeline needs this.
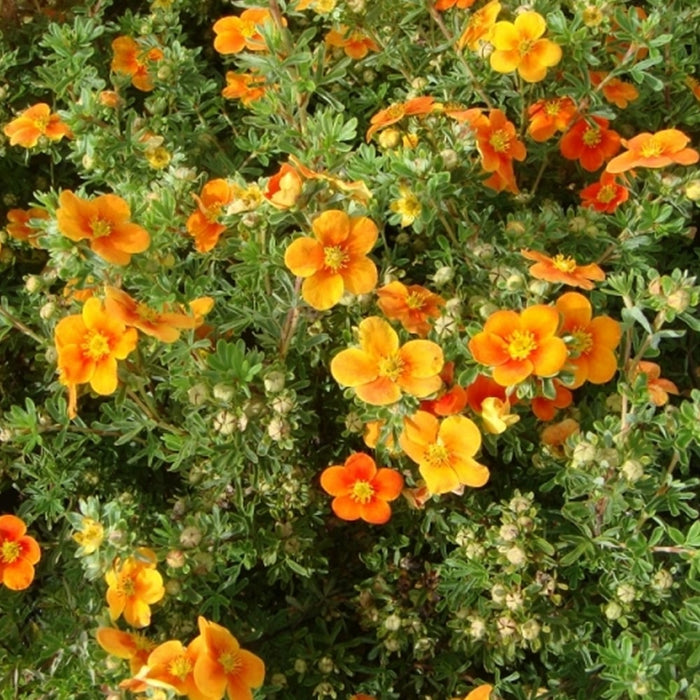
[366,96,435,142]
[284,210,378,310]
[55,297,138,418]
[111,36,164,92]
[420,362,468,416]
[435,0,476,9]
[469,305,568,386]
[3,103,72,148]
[489,11,562,82]
[331,316,444,405]
[187,179,235,253]
[192,616,265,700]
[457,0,501,51]
[473,109,526,194]
[326,26,379,59]
[606,129,699,174]
[556,292,621,389]
[521,249,605,290]
[104,287,198,343]
[5,207,49,247]
[320,452,404,524]
[589,71,639,109]
[213,8,277,54]
[0,515,40,591]
[376,280,445,336]
[631,361,679,406]
[222,71,268,106]
[96,627,156,688]
[264,163,304,209]
[399,411,489,495]
[56,190,150,265]
[105,548,165,628]
[560,116,621,172]
[465,374,509,413]
[531,380,573,421]
[527,96,577,142]
[580,172,629,213]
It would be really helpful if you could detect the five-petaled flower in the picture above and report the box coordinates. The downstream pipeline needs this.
[527,96,577,142]
[556,292,621,389]
[191,616,266,700]
[56,190,151,265]
[560,116,621,172]
[222,71,268,106]
[521,249,606,290]
[457,0,501,51]
[331,316,444,405]
[105,548,165,628]
[96,627,156,691]
[5,207,49,247]
[3,103,72,148]
[580,172,629,213]
[469,305,568,386]
[111,36,164,92]
[325,26,379,59]
[489,11,562,83]
[435,0,477,9]
[589,71,639,109]
[320,452,404,524]
[630,360,679,407]
[0,515,40,591]
[366,96,435,142]
[284,209,378,310]
[187,179,235,253]
[399,411,489,495]
[213,8,277,54]
[376,280,445,336]
[55,297,139,418]
[606,129,699,174]
[72,517,105,554]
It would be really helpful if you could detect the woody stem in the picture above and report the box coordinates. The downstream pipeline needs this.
[0,306,44,345]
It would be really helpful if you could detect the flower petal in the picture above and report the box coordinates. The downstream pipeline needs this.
[373,468,404,501]
[312,210,351,246]
[342,256,378,295]
[331,495,362,521]
[399,340,444,379]
[331,348,378,387]
[355,376,402,405]
[359,498,392,524]
[284,237,324,277]
[530,336,568,377]
[358,316,399,358]
[452,457,490,488]
[302,271,344,310]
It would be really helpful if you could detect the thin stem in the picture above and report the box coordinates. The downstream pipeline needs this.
[0,306,45,345]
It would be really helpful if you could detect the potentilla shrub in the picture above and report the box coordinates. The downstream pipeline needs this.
[0,0,699,698]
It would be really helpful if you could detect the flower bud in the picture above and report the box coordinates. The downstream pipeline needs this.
[187,383,208,406]
[520,618,541,640]
[267,416,290,441]
[24,275,41,293]
[39,301,56,320]
[264,371,286,393]
[384,613,402,631]
[294,659,307,674]
[378,128,401,149]
[213,410,236,435]
[166,550,186,568]
[213,383,234,402]
[616,583,636,604]
[317,656,335,674]
[180,526,202,548]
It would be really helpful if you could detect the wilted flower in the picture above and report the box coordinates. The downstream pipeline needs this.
[72,517,105,554]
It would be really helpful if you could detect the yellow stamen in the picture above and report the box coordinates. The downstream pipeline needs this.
[597,185,617,204]
[168,655,193,681]
[219,650,242,674]
[552,254,578,273]
[1,541,21,564]
[90,218,113,239]
[544,100,561,116]
[120,575,136,597]
[238,20,258,38]
[582,127,601,147]
[570,327,593,356]
[425,443,450,469]
[507,330,537,360]
[82,331,111,361]
[351,480,374,504]
[377,353,404,381]
[640,138,663,158]
[323,245,348,272]
[489,129,511,153]
[405,291,426,310]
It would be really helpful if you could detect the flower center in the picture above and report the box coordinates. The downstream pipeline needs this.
[136,302,160,322]
[489,129,511,153]
[82,330,111,361]
[507,330,537,360]
[134,634,153,651]
[351,480,375,504]
[582,127,601,147]
[377,353,405,381]
[120,575,136,597]
[33,115,50,132]
[168,654,193,681]
[519,38,535,55]
[640,138,663,158]
[405,291,426,310]
[386,104,406,121]
[597,184,617,203]
[323,245,348,272]
[552,254,577,273]
[90,217,113,239]
[425,443,451,469]
[544,100,561,117]
[570,327,593,356]
[1,540,21,564]
[239,20,258,38]
[219,650,242,674]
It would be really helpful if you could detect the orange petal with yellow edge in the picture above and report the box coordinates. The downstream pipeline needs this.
[284,237,324,277]
[493,358,533,386]
[400,340,444,378]
[302,271,344,310]
[355,376,402,405]
[331,348,378,387]
[530,336,568,377]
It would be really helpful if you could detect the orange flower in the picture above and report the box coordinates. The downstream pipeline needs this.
[111,36,163,92]
[631,361,679,406]
[465,374,509,413]
[326,26,379,59]
[6,207,49,247]
[521,249,605,290]
[399,411,489,495]
[187,179,235,253]
[55,298,138,418]
[556,292,621,389]
[457,0,501,51]
[96,627,155,686]
[213,8,277,54]
[469,305,568,386]
[605,129,699,174]
[527,96,577,142]
[104,287,198,343]
[376,281,445,336]
[560,116,621,172]
[435,0,476,9]
[420,362,468,416]
[221,71,267,106]
[580,172,629,213]
[105,548,165,628]
[473,109,526,194]
[192,616,265,700]
[531,379,573,421]
[320,452,404,524]
[541,418,579,449]
[362,420,397,453]
[3,103,71,148]
[589,71,639,109]
[264,163,304,209]
[330,316,443,405]
[454,685,493,700]
[365,96,435,142]
[284,209,378,310]
[489,11,562,82]
[56,190,150,265]
[686,75,700,101]
[0,515,40,591]
[134,639,211,700]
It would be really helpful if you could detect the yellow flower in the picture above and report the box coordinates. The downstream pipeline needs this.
[72,517,105,554]
[390,186,421,227]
